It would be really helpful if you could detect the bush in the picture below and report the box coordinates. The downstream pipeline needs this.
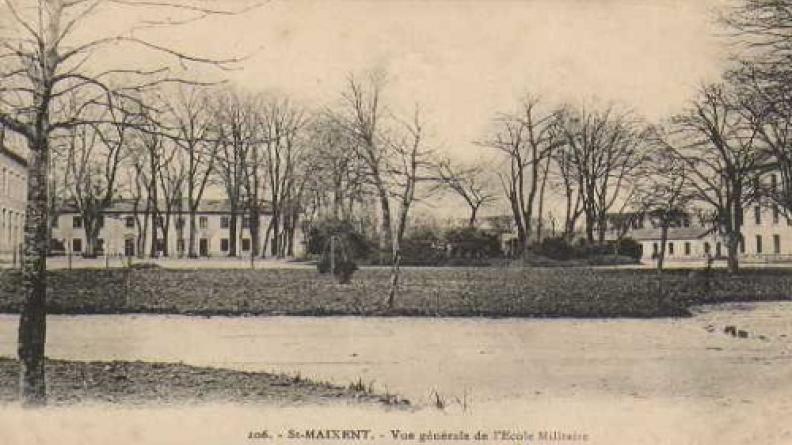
[611,238,642,261]
[444,227,501,259]
[306,218,372,259]
[400,227,445,266]
[308,218,368,283]
[536,237,578,260]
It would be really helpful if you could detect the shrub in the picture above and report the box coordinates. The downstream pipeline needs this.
[306,218,372,259]
[536,237,578,260]
[611,237,642,261]
[443,227,501,259]
[308,218,369,283]
[400,227,445,266]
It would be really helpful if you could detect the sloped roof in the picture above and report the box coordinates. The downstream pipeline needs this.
[626,226,715,241]
[57,199,272,215]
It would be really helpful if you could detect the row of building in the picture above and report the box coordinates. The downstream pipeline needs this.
[50,200,286,258]
[5,142,792,263]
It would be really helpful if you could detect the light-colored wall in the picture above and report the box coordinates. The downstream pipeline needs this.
[0,152,27,259]
[639,204,792,262]
[50,211,306,258]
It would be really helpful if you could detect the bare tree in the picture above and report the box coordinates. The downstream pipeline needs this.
[259,96,306,258]
[481,96,563,253]
[634,147,695,293]
[165,86,219,258]
[335,72,393,256]
[212,89,259,257]
[385,107,436,309]
[557,105,647,244]
[436,157,496,227]
[724,0,792,88]
[305,115,367,222]
[0,0,256,405]
[551,143,584,240]
[62,99,133,257]
[157,139,185,257]
[658,82,766,274]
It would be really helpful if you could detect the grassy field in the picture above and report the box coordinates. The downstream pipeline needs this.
[0,357,407,406]
[1,266,791,317]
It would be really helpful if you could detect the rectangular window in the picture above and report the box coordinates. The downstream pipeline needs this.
[755,206,762,225]
[73,216,83,228]
[72,238,82,253]
[684,242,691,256]
[97,215,104,229]
[221,238,229,252]
[177,239,185,253]
[774,234,781,254]
[740,235,745,254]
[176,217,185,229]
[668,242,674,255]
[242,216,250,229]
[242,238,251,251]
[51,216,59,228]
[125,216,135,228]
[773,205,780,225]
[220,216,230,229]
[199,216,208,229]
[756,235,763,254]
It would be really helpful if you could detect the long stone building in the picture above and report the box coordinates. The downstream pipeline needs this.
[49,199,303,258]
[0,145,27,262]
[609,173,792,263]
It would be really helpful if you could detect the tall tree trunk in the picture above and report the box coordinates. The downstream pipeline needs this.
[18,137,49,406]
[250,208,261,257]
[468,205,479,227]
[377,189,392,262]
[726,232,740,274]
[386,245,401,310]
[656,223,669,299]
[536,155,551,242]
[229,213,238,257]
[161,220,170,257]
[727,194,741,274]
[188,210,197,258]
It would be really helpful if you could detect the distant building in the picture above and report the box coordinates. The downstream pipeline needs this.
[0,146,27,261]
[608,173,792,263]
[50,199,304,258]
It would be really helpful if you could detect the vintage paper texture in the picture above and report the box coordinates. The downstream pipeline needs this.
[2,1,792,444]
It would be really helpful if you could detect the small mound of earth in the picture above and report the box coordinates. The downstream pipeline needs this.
[0,357,408,407]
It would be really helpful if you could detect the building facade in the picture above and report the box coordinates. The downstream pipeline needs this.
[610,172,792,264]
[0,147,27,262]
[50,200,304,258]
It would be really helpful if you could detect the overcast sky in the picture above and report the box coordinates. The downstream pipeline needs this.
[5,0,737,218]
[222,0,731,156]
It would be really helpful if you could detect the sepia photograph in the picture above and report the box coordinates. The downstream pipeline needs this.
[1,0,792,444]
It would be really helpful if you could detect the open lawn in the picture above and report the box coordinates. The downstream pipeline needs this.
[2,266,792,317]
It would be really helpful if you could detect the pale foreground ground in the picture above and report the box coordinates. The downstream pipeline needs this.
[0,302,791,445]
